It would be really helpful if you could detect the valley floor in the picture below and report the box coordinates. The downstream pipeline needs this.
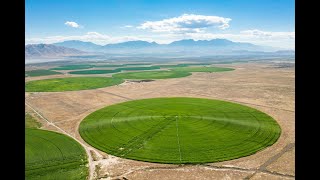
[25,62,295,180]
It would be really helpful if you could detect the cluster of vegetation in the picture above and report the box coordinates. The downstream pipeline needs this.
[79,97,281,164]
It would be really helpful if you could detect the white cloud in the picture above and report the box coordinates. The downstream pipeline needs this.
[64,21,80,28]
[138,14,231,33]
[124,25,133,28]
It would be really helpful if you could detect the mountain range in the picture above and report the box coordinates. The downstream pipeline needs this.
[26,39,294,59]
[53,39,277,52]
[25,44,86,58]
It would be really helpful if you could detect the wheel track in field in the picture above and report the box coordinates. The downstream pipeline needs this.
[243,142,295,179]
[95,89,134,100]
[25,101,98,180]
[115,116,175,157]
[175,116,182,162]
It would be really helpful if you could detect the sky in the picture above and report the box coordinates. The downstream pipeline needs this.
[25,0,295,49]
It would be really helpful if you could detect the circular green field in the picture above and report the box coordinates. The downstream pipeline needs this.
[173,66,235,72]
[26,128,88,179]
[79,97,281,164]
[112,70,191,79]
[25,77,124,92]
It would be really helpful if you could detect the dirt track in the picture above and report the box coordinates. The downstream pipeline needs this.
[25,63,295,180]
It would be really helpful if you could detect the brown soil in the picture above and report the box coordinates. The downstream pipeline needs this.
[25,62,295,180]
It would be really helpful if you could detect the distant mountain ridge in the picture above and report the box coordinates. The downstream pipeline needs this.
[26,39,294,58]
[53,40,101,52]
[25,44,86,58]
[52,38,280,54]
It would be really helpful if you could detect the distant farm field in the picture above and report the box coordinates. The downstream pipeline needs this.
[25,128,88,180]
[50,64,95,70]
[69,66,161,74]
[174,66,235,72]
[112,70,191,79]
[25,77,124,92]
[79,97,281,164]
[69,69,120,74]
[25,69,62,77]
[94,64,126,68]
[117,66,161,71]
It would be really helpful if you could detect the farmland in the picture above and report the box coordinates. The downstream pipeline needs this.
[69,66,161,74]
[25,69,62,77]
[25,128,88,180]
[117,66,161,71]
[79,97,281,164]
[25,62,295,179]
[25,77,124,92]
[112,70,191,79]
[50,64,95,70]
[69,69,120,74]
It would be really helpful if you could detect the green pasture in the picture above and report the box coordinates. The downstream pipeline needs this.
[25,77,124,92]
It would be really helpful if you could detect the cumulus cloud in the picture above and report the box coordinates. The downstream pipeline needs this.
[64,21,80,28]
[138,14,231,33]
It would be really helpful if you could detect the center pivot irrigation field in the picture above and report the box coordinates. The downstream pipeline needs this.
[79,97,281,164]
[26,128,88,180]
[25,77,124,92]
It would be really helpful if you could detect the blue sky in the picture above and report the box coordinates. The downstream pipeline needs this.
[26,0,295,49]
